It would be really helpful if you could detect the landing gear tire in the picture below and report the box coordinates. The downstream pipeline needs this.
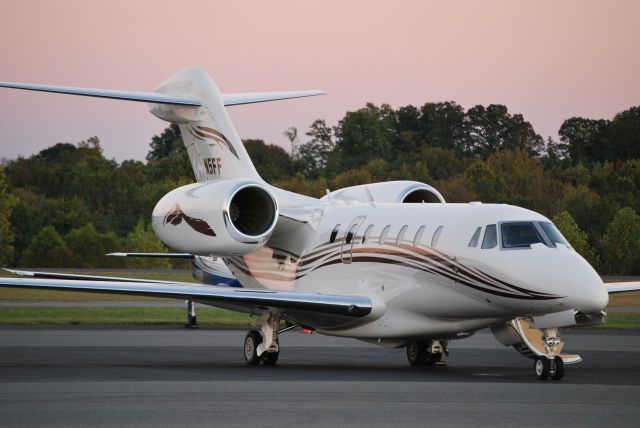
[534,357,550,380]
[244,330,262,366]
[262,345,280,366]
[407,341,428,366]
[407,341,443,366]
[551,356,565,380]
[425,352,442,366]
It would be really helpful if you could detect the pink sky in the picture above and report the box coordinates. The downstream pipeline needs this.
[0,0,638,162]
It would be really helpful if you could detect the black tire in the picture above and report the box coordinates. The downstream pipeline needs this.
[551,356,565,380]
[534,357,550,380]
[406,341,428,366]
[424,352,443,366]
[262,350,279,366]
[244,330,262,366]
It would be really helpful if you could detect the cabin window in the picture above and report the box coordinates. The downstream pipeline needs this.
[431,226,443,247]
[345,223,358,244]
[396,225,408,244]
[468,227,481,247]
[379,225,391,245]
[330,224,341,243]
[362,224,374,244]
[481,224,497,249]
[501,222,544,248]
[413,225,425,246]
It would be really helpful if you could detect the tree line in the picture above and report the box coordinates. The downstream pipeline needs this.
[0,102,639,274]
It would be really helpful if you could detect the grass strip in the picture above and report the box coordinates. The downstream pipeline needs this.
[0,307,638,330]
[0,307,254,326]
[587,312,640,330]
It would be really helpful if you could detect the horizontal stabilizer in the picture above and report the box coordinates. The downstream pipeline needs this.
[0,82,324,107]
[221,90,325,106]
[0,81,201,106]
[107,252,194,259]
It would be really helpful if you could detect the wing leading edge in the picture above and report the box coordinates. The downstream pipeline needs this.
[605,281,640,293]
[0,276,372,328]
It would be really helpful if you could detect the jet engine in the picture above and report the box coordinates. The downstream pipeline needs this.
[323,181,445,204]
[152,179,278,256]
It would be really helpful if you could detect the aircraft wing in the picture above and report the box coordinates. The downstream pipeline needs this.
[605,281,640,293]
[0,275,372,328]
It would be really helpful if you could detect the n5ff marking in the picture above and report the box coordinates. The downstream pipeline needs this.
[204,157,222,175]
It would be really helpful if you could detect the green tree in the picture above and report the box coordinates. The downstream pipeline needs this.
[463,161,504,202]
[559,185,616,238]
[65,223,120,268]
[0,165,18,265]
[20,226,72,267]
[486,149,561,214]
[147,124,182,161]
[600,207,640,275]
[465,104,544,158]
[330,168,374,189]
[334,103,396,169]
[243,139,293,182]
[295,119,335,178]
[558,117,610,163]
[124,219,171,269]
[609,107,640,161]
[283,126,299,156]
[418,147,469,181]
[552,211,599,269]
[418,101,467,152]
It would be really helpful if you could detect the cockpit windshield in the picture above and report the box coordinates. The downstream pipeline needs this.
[500,222,544,248]
[539,222,571,248]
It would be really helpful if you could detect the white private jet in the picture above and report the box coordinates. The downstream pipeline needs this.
[1,68,639,380]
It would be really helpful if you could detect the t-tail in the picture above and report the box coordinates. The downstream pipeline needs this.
[0,68,324,182]
[150,68,257,182]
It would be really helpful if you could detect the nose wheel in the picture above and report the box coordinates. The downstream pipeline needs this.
[534,356,564,380]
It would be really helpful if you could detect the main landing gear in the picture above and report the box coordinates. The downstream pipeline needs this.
[244,313,298,366]
[406,340,448,366]
[533,328,565,380]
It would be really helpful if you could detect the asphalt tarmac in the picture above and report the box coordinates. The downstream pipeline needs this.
[0,327,639,427]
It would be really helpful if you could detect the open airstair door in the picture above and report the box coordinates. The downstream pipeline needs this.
[494,318,583,364]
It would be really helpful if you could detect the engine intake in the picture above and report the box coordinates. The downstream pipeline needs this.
[225,184,278,242]
[401,188,444,204]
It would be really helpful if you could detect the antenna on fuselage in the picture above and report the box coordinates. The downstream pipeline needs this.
[326,189,334,206]
[364,186,376,208]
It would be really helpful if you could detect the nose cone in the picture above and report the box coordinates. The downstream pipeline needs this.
[569,270,609,313]
[562,253,609,313]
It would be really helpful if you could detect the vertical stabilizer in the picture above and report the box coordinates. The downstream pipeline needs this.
[149,68,261,182]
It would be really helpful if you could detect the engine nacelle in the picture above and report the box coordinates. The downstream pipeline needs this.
[322,181,445,204]
[152,179,278,256]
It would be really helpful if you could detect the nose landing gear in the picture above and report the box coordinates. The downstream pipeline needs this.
[533,328,565,380]
[492,318,580,380]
